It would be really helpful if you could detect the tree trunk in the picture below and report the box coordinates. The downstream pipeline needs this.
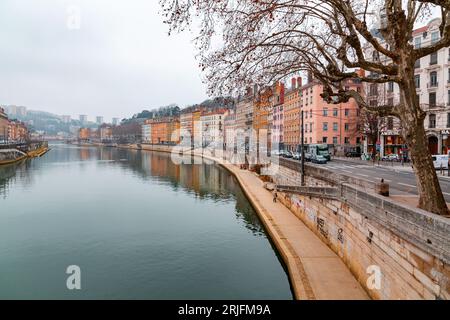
[406,122,448,215]
[399,64,449,215]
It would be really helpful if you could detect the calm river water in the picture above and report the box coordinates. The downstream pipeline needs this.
[0,143,292,299]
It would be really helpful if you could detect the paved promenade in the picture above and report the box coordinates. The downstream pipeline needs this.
[220,161,369,300]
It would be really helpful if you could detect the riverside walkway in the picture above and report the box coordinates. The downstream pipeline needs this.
[220,161,369,300]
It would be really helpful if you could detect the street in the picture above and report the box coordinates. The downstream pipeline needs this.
[321,159,450,202]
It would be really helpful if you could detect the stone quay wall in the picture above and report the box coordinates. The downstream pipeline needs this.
[274,162,450,300]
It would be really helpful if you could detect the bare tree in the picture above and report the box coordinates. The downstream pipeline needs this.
[161,0,450,215]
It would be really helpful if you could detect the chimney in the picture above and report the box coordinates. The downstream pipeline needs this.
[291,78,297,89]
[297,77,302,88]
[356,68,365,78]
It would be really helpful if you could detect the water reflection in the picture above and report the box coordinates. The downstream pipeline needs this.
[0,142,291,299]
[0,143,265,236]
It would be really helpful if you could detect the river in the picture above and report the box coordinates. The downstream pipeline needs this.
[0,143,292,299]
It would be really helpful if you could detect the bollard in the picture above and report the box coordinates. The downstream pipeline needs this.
[376,178,389,197]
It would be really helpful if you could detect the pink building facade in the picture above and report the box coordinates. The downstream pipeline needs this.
[302,80,363,149]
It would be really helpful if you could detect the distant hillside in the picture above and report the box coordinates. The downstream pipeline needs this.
[122,104,181,123]
[182,97,235,113]
[6,109,96,135]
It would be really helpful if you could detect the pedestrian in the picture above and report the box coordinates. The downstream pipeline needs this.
[273,189,278,203]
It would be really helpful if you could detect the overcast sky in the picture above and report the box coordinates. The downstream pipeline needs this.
[0,0,207,121]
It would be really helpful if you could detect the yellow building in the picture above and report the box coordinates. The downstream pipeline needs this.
[149,117,180,144]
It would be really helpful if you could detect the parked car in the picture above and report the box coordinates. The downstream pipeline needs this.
[292,152,301,160]
[382,154,399,161]
[311,155,328,164]
[283,151,293,158]
[304,152,313,162]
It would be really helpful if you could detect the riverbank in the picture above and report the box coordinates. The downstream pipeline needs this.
[0,142,49,166]
[108,143,368,299]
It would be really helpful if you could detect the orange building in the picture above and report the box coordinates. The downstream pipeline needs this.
[284,77,303,152]
[180,107,206,147]
[252,87,273,156]
[149,117,180,145]
[8,120,28,142]
[78,128,91,140]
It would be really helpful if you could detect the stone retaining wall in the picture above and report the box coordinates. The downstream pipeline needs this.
[276,164,450,300]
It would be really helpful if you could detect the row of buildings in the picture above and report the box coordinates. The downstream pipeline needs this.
[76,77,366,155]
[0,107,29,143]
[78,18,450,157]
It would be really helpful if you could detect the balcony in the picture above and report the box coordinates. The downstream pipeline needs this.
[427,82,439,88]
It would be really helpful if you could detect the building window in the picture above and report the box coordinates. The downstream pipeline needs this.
[430,52,438,65]
[322,137,328,143]
[332,137,338,144]
[429,92,437,107]
[430,71,438,87]
[344,137,350,144]
[429,114,436,128]
[323,122,328,131]
[344,109,349,116]
[448,90,450,106]
[386,97,395,107]
[323,108,328,116]
[333,122,338,131]
[388,81,394,92]
[431,31,440,44]
[447,113,450,127]
[369,84,378,96]
[414,59,420,69]
[414,75,420,88]
[372,51,380,62]
[344,123,349,131]
[333,108,338,117]
[414,37,421,49]
[387,117,394,130]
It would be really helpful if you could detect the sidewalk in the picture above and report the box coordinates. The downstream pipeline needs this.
[333,156,410,168]
[220,161,369,300]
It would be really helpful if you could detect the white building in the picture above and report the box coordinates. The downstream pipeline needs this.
[61,115,71,123]
[413,18,450,155]
[200,110,225,147]
[96,116,104,125]
[364,18,450,156]
[142,123,152,143]
[112,118,120,126]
